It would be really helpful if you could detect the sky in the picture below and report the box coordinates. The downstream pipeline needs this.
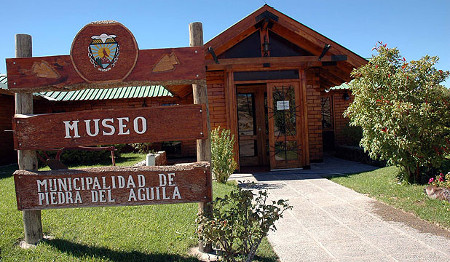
[1,0,449,86]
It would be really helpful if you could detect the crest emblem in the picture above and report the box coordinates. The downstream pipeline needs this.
[88,33,119,71]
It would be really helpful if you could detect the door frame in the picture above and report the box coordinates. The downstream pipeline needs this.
[225,69,310,170]
[236,85,268,167]
[267,82,305,169]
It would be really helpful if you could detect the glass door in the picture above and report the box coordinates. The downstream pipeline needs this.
[267,82,303,169]
[237,86,268,167]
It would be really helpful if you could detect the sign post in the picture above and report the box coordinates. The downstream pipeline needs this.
[189,22,213,253]
[15,34,43,246]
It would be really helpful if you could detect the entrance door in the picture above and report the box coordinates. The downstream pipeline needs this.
[237,85,268,167]
[267,82,304,169]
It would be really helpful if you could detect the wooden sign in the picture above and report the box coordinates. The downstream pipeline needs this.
[13,104,207,150]
[6,22,205,93]
[70,21,139,82]
[14,162,212,210]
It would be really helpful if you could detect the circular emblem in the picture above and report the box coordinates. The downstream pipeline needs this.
[70,21,138,82]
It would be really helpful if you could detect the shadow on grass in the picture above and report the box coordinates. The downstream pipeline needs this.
[0,164,18,179]
[44,238,198,262]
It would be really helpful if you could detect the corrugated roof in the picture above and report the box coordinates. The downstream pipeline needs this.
[0,74,7,90]
[329,82,350,90]
[35,85,173,101]
[0,74,173,100]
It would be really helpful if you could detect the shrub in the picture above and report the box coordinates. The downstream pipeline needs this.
[211,127,238,183]
[197,186,291,262]
[345,42,450,183]
[38,145,123,167]
[130,143,155,154]
[338,123,363,147]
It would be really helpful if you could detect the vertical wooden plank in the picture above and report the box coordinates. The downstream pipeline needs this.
[266,84,276,169]
[226,69,240,168]
[301,69,310,167]
[15,34,43,246]
[189,22,213,254]
[294,80,304,166]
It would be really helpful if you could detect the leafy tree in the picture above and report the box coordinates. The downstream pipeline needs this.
[345,42,450,183]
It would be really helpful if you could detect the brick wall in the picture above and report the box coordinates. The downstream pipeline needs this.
[332,90,354,146]
[0,94,16,165]
[305,69,323,161]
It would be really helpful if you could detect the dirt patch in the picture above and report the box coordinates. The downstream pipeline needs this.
[372,201,450,239]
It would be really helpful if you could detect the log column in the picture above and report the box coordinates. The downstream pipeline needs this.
[189,22,213,253]
[15,34,43,246]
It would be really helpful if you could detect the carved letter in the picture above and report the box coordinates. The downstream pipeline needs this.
[85,119,100,137]
[117,117,130,135]
[133,116,147,134]
[63,120,80,138]
[102,118,115,135]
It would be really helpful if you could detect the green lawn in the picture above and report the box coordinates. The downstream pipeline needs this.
[329,166,450,230]
[0,154,278,262]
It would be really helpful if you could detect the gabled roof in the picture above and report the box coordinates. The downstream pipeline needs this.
[205,5,367,89]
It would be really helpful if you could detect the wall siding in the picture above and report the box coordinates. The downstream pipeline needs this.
[306,69,323,161]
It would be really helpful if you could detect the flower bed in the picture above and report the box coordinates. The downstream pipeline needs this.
[425,172,450,203]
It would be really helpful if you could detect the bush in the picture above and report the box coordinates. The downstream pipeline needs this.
[338,123,363,147]
[211,127,238,183]
[345,42,450,183]
[38,145,123,167]
[130,143,155,154]
[197,186,291,261]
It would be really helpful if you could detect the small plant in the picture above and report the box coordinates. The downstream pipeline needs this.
[130,143,154,154]
[211,127,238,183]
[428,172,450,188]
[197,186,292,262]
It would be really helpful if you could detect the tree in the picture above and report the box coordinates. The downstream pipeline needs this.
[345,42,450,183]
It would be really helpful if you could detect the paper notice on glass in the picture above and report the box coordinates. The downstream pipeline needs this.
[277,101,289,110]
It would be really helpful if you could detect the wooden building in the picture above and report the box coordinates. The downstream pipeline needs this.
[2,5,366,169]
[202,5,366,170]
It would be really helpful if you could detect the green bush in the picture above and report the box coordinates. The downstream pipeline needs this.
[130,143,155,154]
[338,123,363,147]
[345,42,450,183]
[211,127,238,183]
[197,187,291,262]
[38,145,123,167]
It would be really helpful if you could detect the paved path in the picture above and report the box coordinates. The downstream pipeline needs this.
[231,157,450,262]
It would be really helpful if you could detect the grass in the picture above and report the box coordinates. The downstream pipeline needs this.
[329,165,450,230]
[0,154,278,262]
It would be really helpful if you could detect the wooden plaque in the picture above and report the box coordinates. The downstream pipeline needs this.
[13,104,207,150]
[6,47,205,92]
[14,162,212,210]
[70,21,138,82]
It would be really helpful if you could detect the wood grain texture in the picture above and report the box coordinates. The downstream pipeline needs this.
[14,162,211,210]
[15,33,43,245]
[13,104,207,150]
[6,47,205,93]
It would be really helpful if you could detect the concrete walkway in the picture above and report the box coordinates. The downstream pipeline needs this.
[231,157,450,262]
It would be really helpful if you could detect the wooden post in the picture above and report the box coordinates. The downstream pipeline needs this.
[15,34,43,246]
[190,22,213,253]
